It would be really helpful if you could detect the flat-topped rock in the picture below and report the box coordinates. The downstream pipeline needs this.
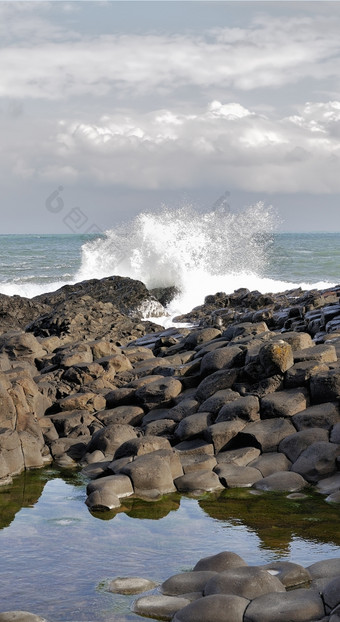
[172,594,249,622]
[259,561,312,588]
[214,464,263,488]
[260,388,308,419]
[234,418,296,453]
[254,471,307,492]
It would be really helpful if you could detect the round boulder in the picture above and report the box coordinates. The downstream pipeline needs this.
[193,551,247,573]
[204,566,285,600]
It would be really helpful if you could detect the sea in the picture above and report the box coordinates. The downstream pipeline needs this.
[0,202,339,321]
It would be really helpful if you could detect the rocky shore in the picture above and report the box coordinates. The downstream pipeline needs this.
[1,275,340,621]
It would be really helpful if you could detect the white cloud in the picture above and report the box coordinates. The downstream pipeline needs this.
[4,98,338,194]
[0,11,340,100]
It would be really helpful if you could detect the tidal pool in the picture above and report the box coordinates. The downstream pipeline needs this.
[1,468,340,621]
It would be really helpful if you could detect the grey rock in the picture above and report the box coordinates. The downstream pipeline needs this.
[260,388,308,419]
[174,470,223,493]
[175,412,214,441]
[307,558,340,579]
[108,576,158,594]
[322,576,340,613]
[133,594,191,621]
[85,488,121,511]
[248,452,291,477]
[294,343,337,363]
[195,372,239,403]
[161,571,218,596]
[121,452,176,497]
[284,360,329,389]
[254,471,307,492]
[193,551,247,572]
[172,594,249,622]
[279,428,329,462]
[260,561,312,588]
[200,346,243,376]
[0,614,48,622]
[214,464,263,488]
[135,377,182,409]
[316,473,340,495]
[86,474,133,498]
[259,340,294,375]
[181,454,217,474]
[310,369,340,403]
[204,565,285,600]
[235,418,296,452]
[216,395,260,423]
[291,441,340,483]
[198,389,241,415]
[292,402,340,431]
[216,447,261,466]
[205,419,246,453]
[244,588,325,622]
[86,423,137,456]
[114,436,172,459]
[96,405,145,427]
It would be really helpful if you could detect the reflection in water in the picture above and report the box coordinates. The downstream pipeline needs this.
[0,469,340,621]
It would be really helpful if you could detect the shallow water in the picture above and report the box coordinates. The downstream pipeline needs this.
[1,468,340,621]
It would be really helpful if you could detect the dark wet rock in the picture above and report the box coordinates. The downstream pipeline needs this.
[260,388,308,419]
[279,428,329,462]
[284,360,329,389]
[234,418,296,453]
[310,369,340,404]
[292,402,340,431]
[214,463,262,488]
[174,469,223,493]
[259,561,312,588]
[193,551,247,572]
[161,571,218,596]
[254,471,307,492]
[244,588,325,622]
[172,594,249,622]
[294,343,337,363]
[291,441,340,483]
[204,565,285,600]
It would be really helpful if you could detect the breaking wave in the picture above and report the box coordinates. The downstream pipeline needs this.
[76,201,282,316]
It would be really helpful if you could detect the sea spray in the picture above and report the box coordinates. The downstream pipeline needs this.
[76,201,277,314]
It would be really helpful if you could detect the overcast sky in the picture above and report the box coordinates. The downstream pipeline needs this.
[1,1,340,233]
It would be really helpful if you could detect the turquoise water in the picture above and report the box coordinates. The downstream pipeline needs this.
[1,469,340,621]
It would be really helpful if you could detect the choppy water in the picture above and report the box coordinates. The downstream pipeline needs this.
[0,203,338,315]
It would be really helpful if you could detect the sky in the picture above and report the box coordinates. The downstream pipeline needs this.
[1,1,340,233]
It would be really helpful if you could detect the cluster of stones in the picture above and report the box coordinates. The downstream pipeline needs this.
[130,550,340,622]
[1,279,340,507]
